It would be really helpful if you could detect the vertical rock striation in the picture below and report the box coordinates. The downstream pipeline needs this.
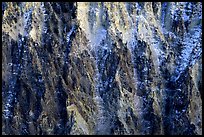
[2,2,202,135]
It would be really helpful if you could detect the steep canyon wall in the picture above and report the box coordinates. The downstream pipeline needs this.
[2,2,202,135]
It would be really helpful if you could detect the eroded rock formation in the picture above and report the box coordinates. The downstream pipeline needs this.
[2,2,202,135]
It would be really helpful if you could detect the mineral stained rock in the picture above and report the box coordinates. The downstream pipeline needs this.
[2,2,202,135]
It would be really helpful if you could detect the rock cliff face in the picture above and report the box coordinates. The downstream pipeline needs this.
[2,2,202,135]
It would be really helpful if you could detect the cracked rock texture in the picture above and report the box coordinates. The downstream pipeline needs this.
[2,2,202,135]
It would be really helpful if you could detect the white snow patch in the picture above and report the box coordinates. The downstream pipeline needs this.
[66,25,75,43]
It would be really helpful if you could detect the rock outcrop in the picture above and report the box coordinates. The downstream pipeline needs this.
[2,2,202,135]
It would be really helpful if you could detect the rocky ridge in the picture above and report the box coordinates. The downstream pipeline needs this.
[2,2,202,135]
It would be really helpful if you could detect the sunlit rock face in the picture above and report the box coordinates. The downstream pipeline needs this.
[2,2,202,135]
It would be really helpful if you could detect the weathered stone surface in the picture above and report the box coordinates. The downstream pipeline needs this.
[2,2,202,135]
